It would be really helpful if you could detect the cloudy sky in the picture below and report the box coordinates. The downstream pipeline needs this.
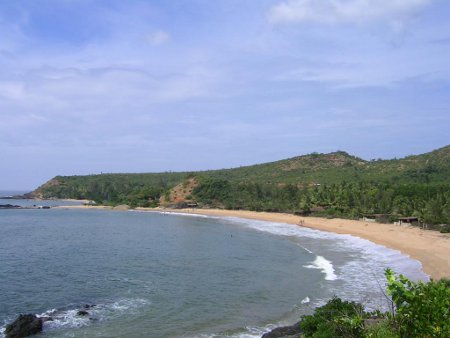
[1,0,449,190]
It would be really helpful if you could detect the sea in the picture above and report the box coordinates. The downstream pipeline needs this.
[0,190,428,338]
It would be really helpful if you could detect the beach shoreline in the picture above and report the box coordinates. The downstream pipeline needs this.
[55,205,449,280]
[144,207,449,280]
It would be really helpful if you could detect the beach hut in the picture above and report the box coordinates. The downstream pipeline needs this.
[398,217,419,226]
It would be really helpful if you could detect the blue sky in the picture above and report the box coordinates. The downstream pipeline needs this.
[1,0,449,190]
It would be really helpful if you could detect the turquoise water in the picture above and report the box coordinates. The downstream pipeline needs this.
[0,194,428,337]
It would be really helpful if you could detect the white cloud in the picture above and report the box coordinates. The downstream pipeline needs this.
[145,30,170,45]
[0,64,224,146]
[268,0,431,24]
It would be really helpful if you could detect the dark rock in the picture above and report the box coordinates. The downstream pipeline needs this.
[77,310,89,316]
[5,314,43,338]
[261,322,303,338]
[0,204,21,209]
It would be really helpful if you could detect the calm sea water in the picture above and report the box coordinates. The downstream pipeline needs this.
[0,192,428,337]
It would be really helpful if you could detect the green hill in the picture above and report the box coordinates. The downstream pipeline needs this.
[217,145,450,184]
[26,145,450,228]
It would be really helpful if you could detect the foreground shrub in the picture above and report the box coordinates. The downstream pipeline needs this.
[300,297,367,337]
[385,268,450,337]
[364,319,399,338]
[295,272,449,338]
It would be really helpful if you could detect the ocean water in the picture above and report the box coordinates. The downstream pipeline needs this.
[0,194,428,337]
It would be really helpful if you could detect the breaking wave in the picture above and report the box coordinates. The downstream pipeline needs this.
[304,256,337,281]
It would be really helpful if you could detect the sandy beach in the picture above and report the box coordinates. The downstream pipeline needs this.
[135,207,450,280]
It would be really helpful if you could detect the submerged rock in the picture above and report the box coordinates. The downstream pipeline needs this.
[77,304,95,316]
[5,314,43,338]
[261,322,303,338]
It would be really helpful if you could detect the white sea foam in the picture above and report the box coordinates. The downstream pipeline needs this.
[165,211,211,218]
[188,325,269,338]
[220,216,428,280]
[148,212,429,337]
[304,255,338,281]
[198,215,428,312]
[133,209,210,218]
[36,298,150,333]
[301,246,313,254]
[42,309,91,330]
[185,212,429,337]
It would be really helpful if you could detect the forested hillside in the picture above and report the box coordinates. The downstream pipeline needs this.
[26,145,450,228]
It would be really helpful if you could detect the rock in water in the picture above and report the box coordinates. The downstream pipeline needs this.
[261,322,303,338]
[5,314,43,338]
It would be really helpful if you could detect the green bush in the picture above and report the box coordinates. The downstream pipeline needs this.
[297,272,449,338]
[439,224,450,233]
[385,268,450,337]
[364,319,399,338]
[300,297,366,337]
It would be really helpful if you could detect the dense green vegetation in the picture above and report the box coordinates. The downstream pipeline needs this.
[192,178,450,223]
[29,172,188,207]
[28,145,450,227]
[294,270,449,337]
[300,297,370,337]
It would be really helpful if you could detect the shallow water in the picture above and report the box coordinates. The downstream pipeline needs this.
[0,196,428,337]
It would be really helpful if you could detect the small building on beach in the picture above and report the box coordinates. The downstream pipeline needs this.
[397,217,420,226]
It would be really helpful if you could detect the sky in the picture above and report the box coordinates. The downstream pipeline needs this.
[1,0,449,190]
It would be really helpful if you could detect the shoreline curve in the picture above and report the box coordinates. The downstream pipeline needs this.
[137,207,449,280]
[54,205,449,280]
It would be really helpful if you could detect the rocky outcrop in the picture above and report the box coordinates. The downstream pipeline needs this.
[159,178,199,206]
[0,204,21,209]
[25,178,62,199]
[261,322,303,338]
[0,204,51,210]
[77,304,96,317]
[5,314,43,338]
